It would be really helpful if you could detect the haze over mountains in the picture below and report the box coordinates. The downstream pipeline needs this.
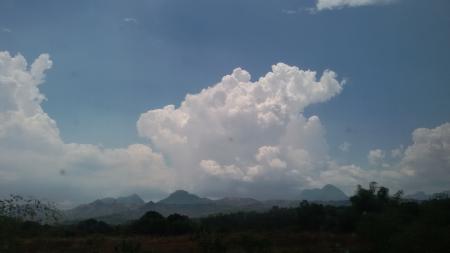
[63,184,350,223]
[63,184,450,224]
[64,194,145,221]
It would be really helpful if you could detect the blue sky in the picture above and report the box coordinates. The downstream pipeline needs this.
[1,0,450,203]
[2,0,449,158]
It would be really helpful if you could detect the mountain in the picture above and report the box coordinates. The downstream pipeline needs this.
[116,194,145,206]
[158,190,212,205]
[299,184,348,201]
[64,188,351,224]
[88,192,270,224]
[64,194,145,221]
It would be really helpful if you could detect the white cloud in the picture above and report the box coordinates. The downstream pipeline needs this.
[282,9,298,15]
[391,145,404,158]
[357,123,450,193]
[339,142,351,152]
[319,163,371,193]
[1,27,11,33]
[135,61,449,196]
[396,123,450,192]
[200,160,247,181]
[315,0,394,11]
[368,149,385,165]
[0,52,171,207]
[138,63,344,198]
[2,50,449,204]
[123,18,138,24]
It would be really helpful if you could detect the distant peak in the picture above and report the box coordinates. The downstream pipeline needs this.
[159,190,212,205]
[124,193,143,200]
[171,190,190,195]
[322,184,339,190]
[116,194,145,205]
[299,184,348,201]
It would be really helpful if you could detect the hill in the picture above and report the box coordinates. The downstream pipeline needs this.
[299,184,348,201]
[64,194,144,221]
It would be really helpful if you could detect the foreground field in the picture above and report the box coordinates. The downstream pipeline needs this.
[18,232,361,253]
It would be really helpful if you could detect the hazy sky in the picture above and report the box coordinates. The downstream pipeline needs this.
[1,0,449,207]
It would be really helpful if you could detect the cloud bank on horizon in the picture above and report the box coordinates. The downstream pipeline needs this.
[315,0,395,11]
[0,51,449,206]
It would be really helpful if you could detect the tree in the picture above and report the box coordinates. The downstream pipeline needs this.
[166,213,193,235]
[0,194,61,223]
[0,194,61,252]
[131,211,166,235]
[350,182,397,214]
[350,183,379,213]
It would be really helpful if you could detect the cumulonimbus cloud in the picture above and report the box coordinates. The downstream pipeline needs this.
[137,64,346,198]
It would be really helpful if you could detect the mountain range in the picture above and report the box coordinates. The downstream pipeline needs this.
[64,194,144,221]
[63,185,350,224]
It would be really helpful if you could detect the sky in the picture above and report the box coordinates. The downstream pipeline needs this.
[0,0,450,207]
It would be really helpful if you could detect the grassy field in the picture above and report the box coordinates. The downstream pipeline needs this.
[16,232,362,253]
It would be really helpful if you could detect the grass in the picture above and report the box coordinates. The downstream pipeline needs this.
[14,232,362,253]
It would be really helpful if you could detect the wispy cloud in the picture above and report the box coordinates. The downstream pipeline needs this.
[339,142,351,152]
[1,27,12,33]
[123,17,138,24]
[281,9,298,15]
[314,0,395,12]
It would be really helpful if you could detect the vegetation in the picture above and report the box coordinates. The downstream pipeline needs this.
[1,183,449,252]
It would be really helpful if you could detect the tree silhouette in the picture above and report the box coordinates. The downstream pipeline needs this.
[131,211,166,235]
[166,213,193,235]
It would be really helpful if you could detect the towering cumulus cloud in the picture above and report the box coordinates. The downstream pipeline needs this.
[137,64,344,198]
[1,51,449,205]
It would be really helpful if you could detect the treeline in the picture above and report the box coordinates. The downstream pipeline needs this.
[1,182,450,252]
[199,183,450,252]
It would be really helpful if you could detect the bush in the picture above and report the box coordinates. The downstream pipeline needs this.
[166,213,194,235]
[131,211,166,235]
